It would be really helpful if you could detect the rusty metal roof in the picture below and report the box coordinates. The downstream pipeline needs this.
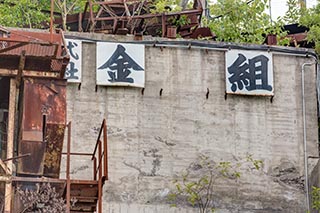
[0,28,69,78]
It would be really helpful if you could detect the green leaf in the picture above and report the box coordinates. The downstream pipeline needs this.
[170,204,177,208]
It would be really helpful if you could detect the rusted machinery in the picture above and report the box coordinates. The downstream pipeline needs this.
[0,27,107,212]
[86,0,203,37]
[55,0,213,39]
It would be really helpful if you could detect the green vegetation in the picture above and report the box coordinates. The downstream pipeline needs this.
[0,0,319,54]
[300,0,320,53]
[0,0,49,28]
[54,0,87,31]
[282,0,303,24]
[205,0,292,45]
[207,0,273,44]
[0,0,86,30]
[151,0,182,13]
[311,186,320,211]
[167,155,263,213]
[205,0,320,54]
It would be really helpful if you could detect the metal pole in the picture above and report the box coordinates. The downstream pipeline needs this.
[299,0,307,8]
[66,122,71,213]
[301,62,317,213]
[103,119,108,180]
[98,140,102,213]
[269,0,272,24]
[50,0,54,42]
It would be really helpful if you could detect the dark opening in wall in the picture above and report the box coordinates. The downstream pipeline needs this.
[0,77,10,159]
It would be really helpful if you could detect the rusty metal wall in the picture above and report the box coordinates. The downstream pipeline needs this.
[17,78,66,177]
[43,123,66,178]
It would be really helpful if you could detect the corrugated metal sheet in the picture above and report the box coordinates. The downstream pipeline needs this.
[0,29,69,76]
[4,30,63,57]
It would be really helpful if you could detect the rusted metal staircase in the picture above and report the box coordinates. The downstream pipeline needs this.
[63,119,108,213]
[11,119,108,213]
[68,180,99,212]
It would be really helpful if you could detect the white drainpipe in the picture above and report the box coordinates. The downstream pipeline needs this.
[301,61,317,212]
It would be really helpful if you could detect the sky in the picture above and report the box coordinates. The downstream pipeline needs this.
[268,0,317,20]
[209,0,318,21]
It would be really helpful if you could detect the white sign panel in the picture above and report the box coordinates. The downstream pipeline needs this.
[96,42,145,87]
[225,50,273,96]
[64,39,82,83]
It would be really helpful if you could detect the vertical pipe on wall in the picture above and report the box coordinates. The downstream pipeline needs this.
[301,61,317,212]
[66,122,71,213]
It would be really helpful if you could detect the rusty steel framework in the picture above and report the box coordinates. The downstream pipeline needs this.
[10,120,108,212]
[54,0,208,38]
[85,0,204,38]
[0,27,108,213]
[85,0,203,37]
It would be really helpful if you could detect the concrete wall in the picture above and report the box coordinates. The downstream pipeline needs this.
[62,33,319,213]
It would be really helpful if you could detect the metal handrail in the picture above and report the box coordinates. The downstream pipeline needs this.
[92,119,108,182]
[64,119,108,213]
[91,119,105,160]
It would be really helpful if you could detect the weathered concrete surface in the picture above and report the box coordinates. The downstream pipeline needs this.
[62,33,319,212]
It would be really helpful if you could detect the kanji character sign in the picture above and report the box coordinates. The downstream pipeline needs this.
[96,42,145,87]
[64,39,82,83]
[226,50,274,96]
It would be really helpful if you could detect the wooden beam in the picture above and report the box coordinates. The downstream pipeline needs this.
[16,50,26,88]
[0,176,11,182]
[0,69,61,78]
[0,159,10,175]
[4,78,16,213]
[23,70,60,78]
[0,69,18,77]
[0,69,60,77]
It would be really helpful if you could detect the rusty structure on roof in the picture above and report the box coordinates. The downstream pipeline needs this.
[55,0,214,39]
[0,27,108,212]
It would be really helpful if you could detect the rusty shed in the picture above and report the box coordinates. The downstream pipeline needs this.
[0,28,108,213]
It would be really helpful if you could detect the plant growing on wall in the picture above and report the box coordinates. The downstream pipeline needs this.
[167,154,263,213]
[311,186,320,211]
[16,183,66,213]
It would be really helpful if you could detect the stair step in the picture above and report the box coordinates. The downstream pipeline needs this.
[71,203,96,211]
[64,180,101,213]
[67,181,99,198]
[73,196,98,203]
